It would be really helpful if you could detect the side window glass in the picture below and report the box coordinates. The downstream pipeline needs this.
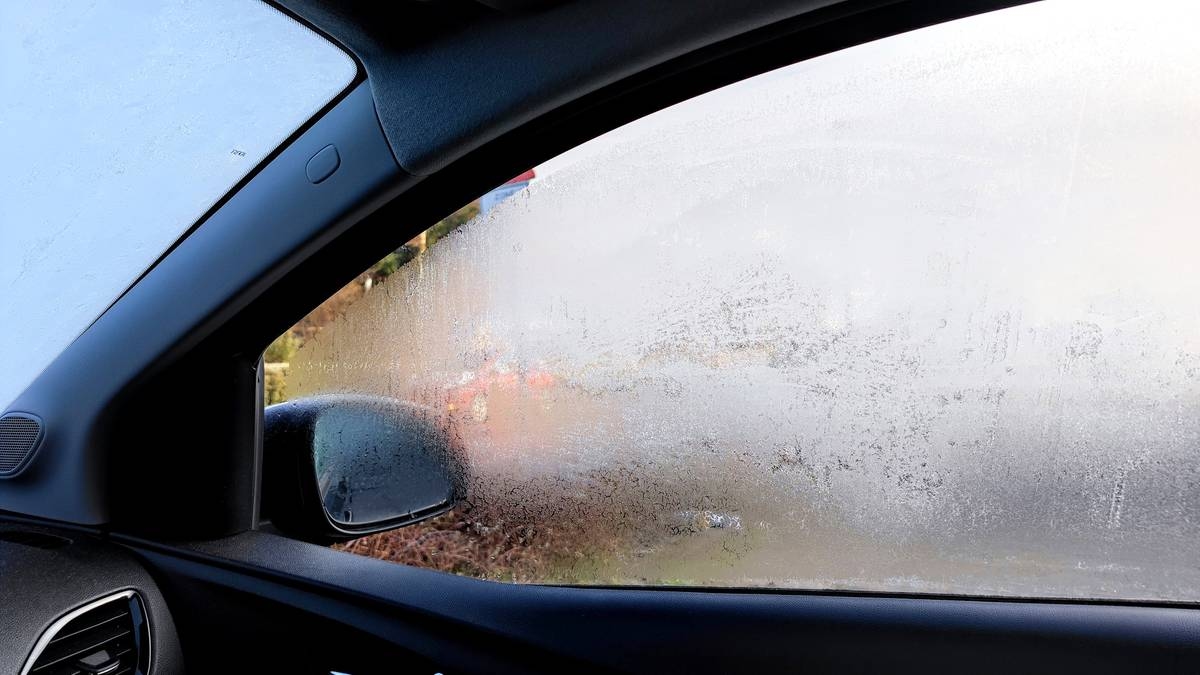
[269,0,1200,600]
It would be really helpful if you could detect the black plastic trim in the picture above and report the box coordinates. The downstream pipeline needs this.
[124,531,1200,674]
[0,524,182,675]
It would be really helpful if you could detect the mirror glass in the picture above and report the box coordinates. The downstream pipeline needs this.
[304,395,459,527]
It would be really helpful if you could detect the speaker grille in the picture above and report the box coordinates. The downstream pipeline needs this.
[0,413,43,475]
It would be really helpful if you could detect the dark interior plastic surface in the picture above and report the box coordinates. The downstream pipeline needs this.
[129,531,1200,674]
[0,523,182,675]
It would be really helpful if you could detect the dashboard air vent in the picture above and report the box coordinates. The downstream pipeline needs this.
[23,591,149,675]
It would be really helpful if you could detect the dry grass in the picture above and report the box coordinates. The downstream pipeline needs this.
[333,461,759,582]
[333,504,626,582]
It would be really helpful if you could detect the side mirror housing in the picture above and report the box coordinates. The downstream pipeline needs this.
[262,394,463,544]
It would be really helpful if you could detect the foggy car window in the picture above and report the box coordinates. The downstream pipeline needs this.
[0,0,355,409]
[276,0,1200,600]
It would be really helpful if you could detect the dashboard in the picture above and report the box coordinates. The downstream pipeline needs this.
[0,524,183,675]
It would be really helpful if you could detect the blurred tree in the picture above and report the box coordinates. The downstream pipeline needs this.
[425,201,480,248]
[262,200,482,403]
[264,331,300,363]
[263,365,288,405]
[371,245,417,279]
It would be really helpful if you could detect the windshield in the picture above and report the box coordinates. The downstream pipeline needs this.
[0,0,356,409]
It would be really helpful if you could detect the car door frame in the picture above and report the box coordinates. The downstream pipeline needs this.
[7,0,1200,671]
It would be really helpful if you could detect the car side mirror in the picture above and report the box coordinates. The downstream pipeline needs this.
[262,394,464,544]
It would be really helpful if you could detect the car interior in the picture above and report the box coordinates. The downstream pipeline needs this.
[3,0,1200,673]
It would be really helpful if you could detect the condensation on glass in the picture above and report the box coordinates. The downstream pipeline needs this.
[0,0,356,409]
[285,0,1200,600]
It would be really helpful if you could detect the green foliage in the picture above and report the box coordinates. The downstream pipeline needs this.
[264,331,300,364]
[363,201,480,284]
[371,245,417,279]
[425,202,480,248]
[264,366,288,405]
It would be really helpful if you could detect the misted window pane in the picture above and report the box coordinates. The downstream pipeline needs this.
[279,0,1200,600]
